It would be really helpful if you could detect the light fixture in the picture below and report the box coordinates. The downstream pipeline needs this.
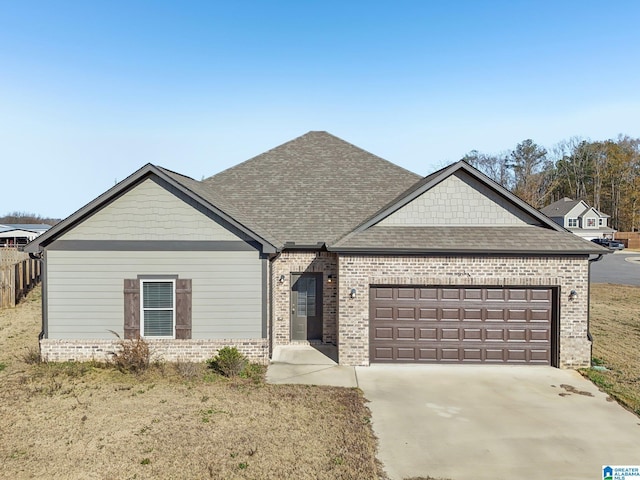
[278,274,286,284]
[327,274,334,283]
[350,288,357,298]
[569,290,578,301]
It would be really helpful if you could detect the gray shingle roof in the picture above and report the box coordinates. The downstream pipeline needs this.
[330,226,608,254]
[540,198,584,217]
[200,131,421,246]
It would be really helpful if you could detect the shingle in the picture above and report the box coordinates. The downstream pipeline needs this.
[540,198,583,217]
[330,226,608,254]
[200,131,421,246]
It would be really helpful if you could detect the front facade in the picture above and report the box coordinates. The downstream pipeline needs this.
[541,198,615,240]
[27,132,607,368]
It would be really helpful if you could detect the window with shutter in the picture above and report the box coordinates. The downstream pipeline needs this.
[124,277,192,340]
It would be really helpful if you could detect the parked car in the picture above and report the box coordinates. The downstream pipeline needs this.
[591,238,625,250]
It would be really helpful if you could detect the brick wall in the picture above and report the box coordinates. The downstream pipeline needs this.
[40,338,269,364]
[271,251,337,347]
[337,254,590,368]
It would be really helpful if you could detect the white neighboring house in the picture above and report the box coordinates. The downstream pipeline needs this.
[0,224,51,247]
[540,198,615,240]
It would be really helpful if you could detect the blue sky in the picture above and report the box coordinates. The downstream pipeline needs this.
[1,1,639,219]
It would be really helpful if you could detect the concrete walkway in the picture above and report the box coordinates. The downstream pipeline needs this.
[265,345,358,387]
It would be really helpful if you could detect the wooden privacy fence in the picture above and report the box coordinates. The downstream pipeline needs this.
[0,249,41,309]
[614,232,640,249]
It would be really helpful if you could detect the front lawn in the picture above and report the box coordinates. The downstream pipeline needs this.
[0,287,382,480]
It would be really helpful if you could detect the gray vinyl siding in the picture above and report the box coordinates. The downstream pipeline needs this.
[379,171,537,226]
[46,250,263,340]
[61,178,240,241]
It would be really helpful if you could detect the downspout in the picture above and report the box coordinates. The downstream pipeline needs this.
[587,254,604,366]
[28,250,46,343]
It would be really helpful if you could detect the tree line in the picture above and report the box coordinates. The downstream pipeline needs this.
[0,212,60,226]
[462,135,640,232]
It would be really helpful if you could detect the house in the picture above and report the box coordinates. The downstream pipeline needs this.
[540,198,615,241]
[25,132,607,368]
[0,224,51,247]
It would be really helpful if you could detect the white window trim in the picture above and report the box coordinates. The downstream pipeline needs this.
[567,218,578,227]
[586,218,596,228]
[140,279,176,339]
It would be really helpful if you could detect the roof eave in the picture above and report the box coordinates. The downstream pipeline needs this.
[327,246,608,256]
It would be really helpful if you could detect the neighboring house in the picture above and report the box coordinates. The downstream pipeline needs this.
[0,224,51,247]
[25,132,607,369]
[540,198,615,241]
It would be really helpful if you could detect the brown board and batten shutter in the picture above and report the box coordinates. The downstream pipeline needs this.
[123,279,140,339]
[175,278,192,339]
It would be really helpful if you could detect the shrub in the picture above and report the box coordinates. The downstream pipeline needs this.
[20,347,42,365]
[108,330,151,374]
[207,347,248,377]
[0,362,6,372]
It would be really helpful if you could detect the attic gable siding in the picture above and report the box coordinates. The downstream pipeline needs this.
[378,171,537,227]
[60,178,241,241]
[564,202,589,222]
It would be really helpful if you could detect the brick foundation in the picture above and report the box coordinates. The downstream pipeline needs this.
[40,338,269,364]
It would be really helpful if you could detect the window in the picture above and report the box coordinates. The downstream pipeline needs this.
[586,218,596,227]
[123,278,192,340]
[567,218,578,227]
[141,280,175,338]
[599,218,604,226]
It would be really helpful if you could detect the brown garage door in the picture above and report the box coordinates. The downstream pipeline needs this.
[370,286,554,364]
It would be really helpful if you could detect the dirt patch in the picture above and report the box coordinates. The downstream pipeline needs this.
[558,384,594,397]
[0,287,383,479]
[584,283,640,415]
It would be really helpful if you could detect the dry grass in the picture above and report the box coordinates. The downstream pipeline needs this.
[0,287,383,480]
[584,283,640,415]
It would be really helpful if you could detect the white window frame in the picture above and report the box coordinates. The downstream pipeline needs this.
[586,218,596,228]
[599,218,604,226]
[140,279,176,339]
[567,218,578,227]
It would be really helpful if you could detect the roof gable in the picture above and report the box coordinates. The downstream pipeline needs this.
[377,170,538,226]
[347,160,563,236]
[25,164,277,253]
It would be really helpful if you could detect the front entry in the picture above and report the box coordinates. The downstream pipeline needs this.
[291,273,323,341]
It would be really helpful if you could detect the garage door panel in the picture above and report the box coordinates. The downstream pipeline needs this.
[441,328,460,340]
[396,327,416,340]
[397,307,416,320]
[462,289,483,301]
[418,288,438,300]
[397,347,416,360]
[397,288,417,299]
[462,328,482,341]
[419,308,438,320]
[370,286,553,364]
[442,308,460,319]
[530,309,551,321]
[373,326,393,340]
[419,328,437,340]
[372,288,393,300]
[418,348,437,361]
[374,307,393,320]
[462,308,482,321]
[462,349,482,361]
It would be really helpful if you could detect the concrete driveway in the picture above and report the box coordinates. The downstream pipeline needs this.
[356,365,640,480]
